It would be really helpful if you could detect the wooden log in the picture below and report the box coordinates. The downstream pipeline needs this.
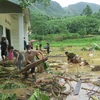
[8,57,48,80]
[18,57,48,74]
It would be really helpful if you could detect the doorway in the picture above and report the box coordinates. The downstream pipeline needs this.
[6,28,11,46]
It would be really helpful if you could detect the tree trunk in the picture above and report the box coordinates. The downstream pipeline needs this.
[18,57,48,74]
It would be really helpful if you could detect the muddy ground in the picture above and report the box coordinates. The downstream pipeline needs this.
[49,47,100,75]
[0,46,100,100]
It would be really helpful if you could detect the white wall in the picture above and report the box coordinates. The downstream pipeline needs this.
[0,14,12,37]
[11,14,19,50]
[0,13,29,51]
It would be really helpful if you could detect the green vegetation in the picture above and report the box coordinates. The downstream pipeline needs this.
[7,0,50,8]
[30,1,67,17]
[29,89,50,100]
[30,35,100,47]
[30,1,100,17]
[0,82,28,89]
[66,2,100,16]
[49,36,100,47]
[9,0,100,17]
[8,0,100,48]
[30,10,100,39]
[0,93,17,100]
[29,1,100,17]
[82,5,92,16]
[29,3,100,48]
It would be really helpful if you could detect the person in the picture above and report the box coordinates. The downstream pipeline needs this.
[65,51,89,65]
[35,44,38,50]
[65,51,80,63]
[28,42,33,49]
[5,37,9,47]
[24,45,45,77]
[8,47,14,60]
[24,37,27,50]
[44,43,50,54]
[8,46,23,70]
[0,36,8,61]
[39,42,42,50]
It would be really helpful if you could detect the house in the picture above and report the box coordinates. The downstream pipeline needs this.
[0,0,31,50]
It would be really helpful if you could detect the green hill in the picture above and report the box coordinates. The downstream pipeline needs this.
[8,0,100,17]
[64,2,100,16]
[30,1,100,17]
[30,1,67,17]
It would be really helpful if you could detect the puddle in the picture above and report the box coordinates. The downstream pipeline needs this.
[48,47,100,100]
[66,81,100,100]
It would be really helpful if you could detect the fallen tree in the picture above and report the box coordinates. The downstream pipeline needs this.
[18,57,48,74]
[8,57,48,79]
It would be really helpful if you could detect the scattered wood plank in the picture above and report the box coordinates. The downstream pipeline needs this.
[82,87,100,94]
[74,80,82,95]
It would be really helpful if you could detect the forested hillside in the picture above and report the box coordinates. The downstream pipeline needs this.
[30,10,100,41]
[9,0,100,17]
[64,2,100,16]
[30,1,100,17]
[30,1,67,17]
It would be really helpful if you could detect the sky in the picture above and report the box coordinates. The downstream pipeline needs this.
[52,0,100,7]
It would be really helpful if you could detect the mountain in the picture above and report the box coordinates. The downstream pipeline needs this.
[8,0,100,17]
[64,2,100,16]
[8,0,67,17]
[30,1,67,17]
[30,1,100,17]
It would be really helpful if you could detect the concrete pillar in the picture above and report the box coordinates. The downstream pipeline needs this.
[18,14,24,50]
[3,26,6,36]
[24,24,28,44]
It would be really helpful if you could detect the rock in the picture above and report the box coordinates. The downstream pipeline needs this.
[49,63,60,67]
[91,65,100,71]
[90,65,95,68]
[79,60,89,66]
[89,53,94,57]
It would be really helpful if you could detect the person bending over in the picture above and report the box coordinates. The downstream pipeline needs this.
[24,45,45,77]
[65,51,80,64]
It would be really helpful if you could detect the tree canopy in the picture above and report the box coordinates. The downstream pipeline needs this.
[82,5,92,16]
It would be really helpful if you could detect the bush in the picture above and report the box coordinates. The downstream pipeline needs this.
[66,33,80,39]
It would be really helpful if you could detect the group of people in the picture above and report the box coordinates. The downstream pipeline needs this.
[0,35,89,79]
[24,38,50,54]
[0,36,24,71]
[0,44,45,78]
[0,36,45,74]
[7,45,44,68]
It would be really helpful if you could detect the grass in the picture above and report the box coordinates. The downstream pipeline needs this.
[33,35,100,48]
[49,36,100,47]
